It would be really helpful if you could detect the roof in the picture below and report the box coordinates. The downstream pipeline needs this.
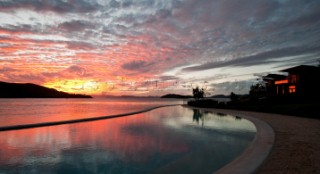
[263,74,286,81]
[281,65,319,73]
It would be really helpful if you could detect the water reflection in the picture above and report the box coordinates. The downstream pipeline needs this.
[192,109,244,128]
[216,112,227,117]
[235,116,242,120]
[0,106,255,174]
[192,109,203,124]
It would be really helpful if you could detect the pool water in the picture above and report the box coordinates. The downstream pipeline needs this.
[0,105,256,174]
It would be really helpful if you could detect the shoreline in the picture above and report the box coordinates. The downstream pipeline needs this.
[193,107,320,174]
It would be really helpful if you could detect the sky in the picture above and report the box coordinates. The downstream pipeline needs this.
[1,0,320,96]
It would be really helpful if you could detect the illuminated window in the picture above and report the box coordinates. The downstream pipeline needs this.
[289,85,296,93]
[275,80,288,84]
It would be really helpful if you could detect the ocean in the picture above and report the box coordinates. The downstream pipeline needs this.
[0,97,183,127]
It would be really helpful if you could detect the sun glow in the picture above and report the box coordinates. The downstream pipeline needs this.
[43,79,103,95]
[42,77,152,96]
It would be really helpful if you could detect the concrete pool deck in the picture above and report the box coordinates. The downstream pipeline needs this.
[196,108,320,174]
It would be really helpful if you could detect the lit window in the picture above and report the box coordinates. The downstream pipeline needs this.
[275,80,288,84]
[289,85,296,93]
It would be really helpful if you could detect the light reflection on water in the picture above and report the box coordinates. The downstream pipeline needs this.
[0,98,182,127]
[0,100,255,174]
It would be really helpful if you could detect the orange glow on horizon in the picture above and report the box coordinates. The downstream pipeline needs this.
[43,79,103,95]
[42,76,153,96]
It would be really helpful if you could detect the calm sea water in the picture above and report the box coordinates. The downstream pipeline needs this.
[0,98,256,174]
[0,98,183,127]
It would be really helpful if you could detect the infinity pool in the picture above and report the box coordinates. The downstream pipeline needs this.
[0,105,256,174]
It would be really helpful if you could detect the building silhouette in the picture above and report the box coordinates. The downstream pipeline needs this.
[262,65,320,98]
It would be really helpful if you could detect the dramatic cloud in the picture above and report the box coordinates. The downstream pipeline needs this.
[182,45,320,72]
[121,60,155,72]
[58,20,95,32]
[0,0,100,13]
[1,0,320,95]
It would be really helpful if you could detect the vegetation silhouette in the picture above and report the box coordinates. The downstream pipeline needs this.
[230,92,239,101]
[192,86,205,100]
[188,64,320,119]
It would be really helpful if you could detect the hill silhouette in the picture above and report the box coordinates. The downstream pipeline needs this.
[160,94,192,98]
[0,81,92,98]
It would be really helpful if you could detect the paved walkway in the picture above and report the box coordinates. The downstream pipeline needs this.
[198,108,320,174]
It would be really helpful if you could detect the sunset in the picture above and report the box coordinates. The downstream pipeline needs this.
[1,0,319,95]
[1,1,320,174]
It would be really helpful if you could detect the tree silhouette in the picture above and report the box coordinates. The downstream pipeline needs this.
[192,86,205,100]
[249,82,266,99]
[230,92,239,101]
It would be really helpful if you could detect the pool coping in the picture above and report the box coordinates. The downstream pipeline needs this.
[187,107,275,174]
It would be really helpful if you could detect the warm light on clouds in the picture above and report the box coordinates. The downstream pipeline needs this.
[1,0,320,95]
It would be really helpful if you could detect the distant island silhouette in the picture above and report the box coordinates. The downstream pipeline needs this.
[160,94,193,98]
[104,95,159,98]
[160,94,231,99]
[0,81,92,98]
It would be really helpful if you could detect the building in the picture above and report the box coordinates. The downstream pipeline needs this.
[263,74,287,96]
[263,65,320,97]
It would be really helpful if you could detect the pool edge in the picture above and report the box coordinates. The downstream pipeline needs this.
[187,107,275,174]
